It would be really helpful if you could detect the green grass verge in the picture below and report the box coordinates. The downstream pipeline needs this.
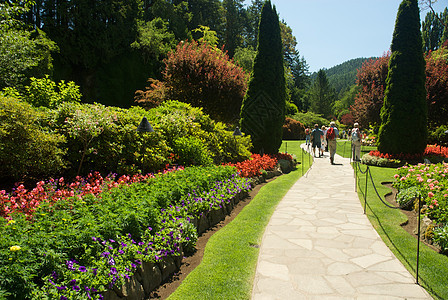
[168,141,311,300]
[355,164,448,300]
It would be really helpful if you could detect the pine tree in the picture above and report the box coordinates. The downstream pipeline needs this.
[308,69,336,118]
[377,0,427,155]
[240,0,285,154]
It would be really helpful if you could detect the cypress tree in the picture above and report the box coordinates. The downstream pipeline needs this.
[240,0,285,154]
[377,0,427,155]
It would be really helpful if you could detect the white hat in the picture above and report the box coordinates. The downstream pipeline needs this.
[354,123,359,127]
[330,121,336,126]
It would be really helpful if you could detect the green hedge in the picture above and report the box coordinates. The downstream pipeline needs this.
[0,97,252,182]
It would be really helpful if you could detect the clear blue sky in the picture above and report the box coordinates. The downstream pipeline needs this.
[243,0,447,73]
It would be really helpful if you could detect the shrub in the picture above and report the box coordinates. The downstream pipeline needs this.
[396,186,421,210]
[136,40,248,123]
[282,117,305,140]
[172,136,213,166]
[290,111,330,128]
[433,225,448,254]
[361,153,403,168]
[0,96,66,182]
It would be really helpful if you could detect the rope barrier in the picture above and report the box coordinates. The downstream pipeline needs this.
[352,160,422,284]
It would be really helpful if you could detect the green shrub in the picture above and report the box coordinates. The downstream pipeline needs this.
[396,186,420,210]
[0,96,66,181]
[433,224,448,254]
[361,153,404,168]
[290,111,330,128]
[172,136,213,166]
[428,125,448,145]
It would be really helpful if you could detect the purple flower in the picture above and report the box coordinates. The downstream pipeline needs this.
[56,285,67,291]
[79,266,87,272]
[108,257,115,266]
[69,279,77,286]
[92,268,98,276]
[120,242,127,248]
[60,296,68,300]
[101,251,110,258]
[72,285,80,291]
[109,239,115,243]
[110,267,118,275]
[66,260,76,271]
[51,271,58,280]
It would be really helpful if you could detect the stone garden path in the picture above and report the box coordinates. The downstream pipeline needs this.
[251,144,433,300]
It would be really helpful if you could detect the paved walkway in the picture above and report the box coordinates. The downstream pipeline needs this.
[252,145,433,300]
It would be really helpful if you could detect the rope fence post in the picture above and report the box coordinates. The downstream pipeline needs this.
[354,161,358,192]
[363,167,369,214]
[416,195,421,284]
[301,148,304,175]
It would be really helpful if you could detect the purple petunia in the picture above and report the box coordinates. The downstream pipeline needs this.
[110,267,118,275]
[79,266,87,272]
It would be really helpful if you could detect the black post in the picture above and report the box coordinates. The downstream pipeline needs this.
[416,195,421,284]
[363,167,368,214]
[301,148,304,175]
[354,161,358,192]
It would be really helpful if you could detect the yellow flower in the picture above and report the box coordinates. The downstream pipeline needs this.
[62,218,67,222]
[10,245,21,252]
[7,220,16,225]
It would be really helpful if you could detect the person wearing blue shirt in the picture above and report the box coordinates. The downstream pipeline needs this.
[310,124,323,158]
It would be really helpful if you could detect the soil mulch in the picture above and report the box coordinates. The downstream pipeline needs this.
[147,177,275,299]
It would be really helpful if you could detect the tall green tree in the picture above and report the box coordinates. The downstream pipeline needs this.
[245,0,264,48]
[422,8,448,52]
[240,0,285,154]
[0,1,57,90]
[223,0,245,57]
[308,69,336,118]
[377,0,427,155]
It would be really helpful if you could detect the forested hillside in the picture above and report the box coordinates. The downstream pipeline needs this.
[311,57,372,95]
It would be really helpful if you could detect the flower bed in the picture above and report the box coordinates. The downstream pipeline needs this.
[0,165,252,299]
[393,162,448,252]
[0,153,294,299]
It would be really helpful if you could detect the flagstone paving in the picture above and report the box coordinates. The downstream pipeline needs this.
[251,145,433,300]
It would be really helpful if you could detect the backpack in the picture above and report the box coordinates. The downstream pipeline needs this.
[351,128,360,141]
[326,127,335,140]
[305,128,310,135]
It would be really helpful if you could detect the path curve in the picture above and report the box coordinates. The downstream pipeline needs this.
[251,145,432,300]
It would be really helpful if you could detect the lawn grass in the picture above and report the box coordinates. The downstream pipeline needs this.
[168,141,310,300]
[336,139,377,158]
[355,164,448,300]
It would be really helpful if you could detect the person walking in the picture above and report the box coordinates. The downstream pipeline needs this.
[351,122,362,161]
[326,121,339,165]
[310,124,323,158]
[305,127,311,146]
[321,125,327,157]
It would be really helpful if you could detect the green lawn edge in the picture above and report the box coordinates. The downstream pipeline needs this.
[355,164,448,300]
[168,141,310,300]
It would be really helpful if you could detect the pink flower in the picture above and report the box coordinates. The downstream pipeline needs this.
[428,192,435,198]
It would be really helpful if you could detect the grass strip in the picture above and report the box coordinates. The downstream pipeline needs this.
[356,165,448,300]
[168,141,310,300]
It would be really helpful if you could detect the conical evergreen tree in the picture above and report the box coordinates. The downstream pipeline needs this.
[240,0,285,154]
[377,0,427,155]
[309,69,336,118]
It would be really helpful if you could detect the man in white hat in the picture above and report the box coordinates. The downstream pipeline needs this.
[326,121,339,165]
[351,122,362,161]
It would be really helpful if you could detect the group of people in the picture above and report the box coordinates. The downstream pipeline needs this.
[304,122,362,165]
